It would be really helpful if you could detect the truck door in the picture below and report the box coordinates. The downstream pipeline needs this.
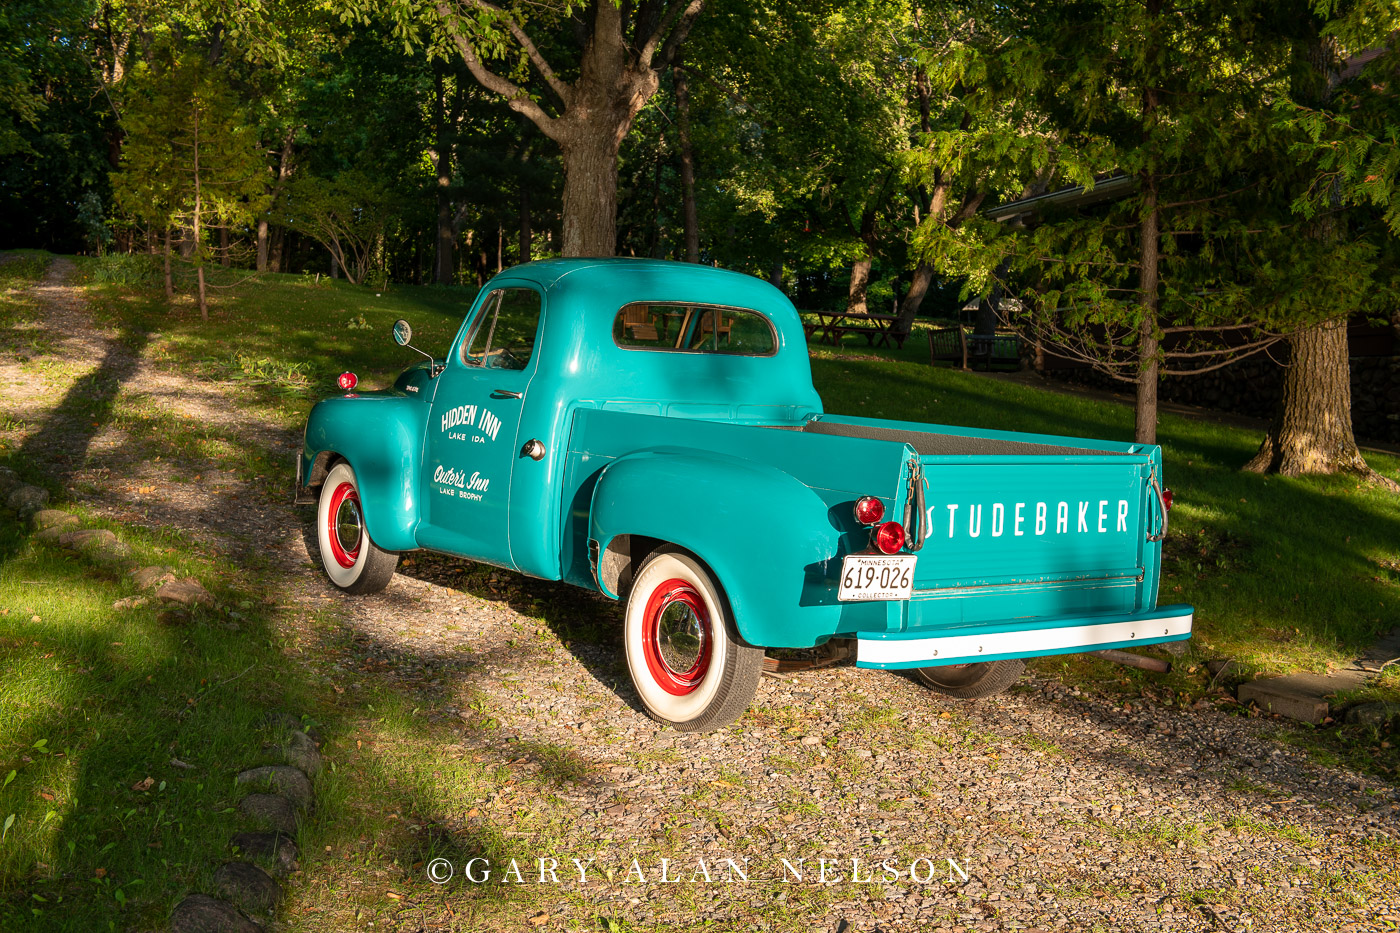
[417,285,543,569]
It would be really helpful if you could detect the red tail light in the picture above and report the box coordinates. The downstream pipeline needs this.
[1162,488,1174,511]
[874,521,905,554]
[337,372,358,390]
[853,496,885,525]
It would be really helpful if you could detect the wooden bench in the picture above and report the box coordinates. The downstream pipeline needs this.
[928,328,1023,370]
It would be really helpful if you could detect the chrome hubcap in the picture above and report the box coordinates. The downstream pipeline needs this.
[656,600,706,674]
[335,497,362,553]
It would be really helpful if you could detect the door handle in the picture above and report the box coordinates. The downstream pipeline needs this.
[491,389,523,399]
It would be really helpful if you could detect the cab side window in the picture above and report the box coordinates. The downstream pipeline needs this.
[462,288,542,370]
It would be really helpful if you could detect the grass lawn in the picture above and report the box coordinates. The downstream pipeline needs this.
[0,501,327,929]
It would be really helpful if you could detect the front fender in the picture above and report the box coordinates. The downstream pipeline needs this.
[588,448,846,648]
[300,392,424,552]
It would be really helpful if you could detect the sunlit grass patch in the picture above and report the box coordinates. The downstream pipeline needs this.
[0,507,322,930]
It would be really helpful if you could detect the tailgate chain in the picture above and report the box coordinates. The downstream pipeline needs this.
[1147,469,1169,542]
[904,458,928,552]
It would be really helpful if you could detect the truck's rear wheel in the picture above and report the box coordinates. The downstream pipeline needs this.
[316,461,398,594]
[624,549,763,732]
[913,659,1025,699]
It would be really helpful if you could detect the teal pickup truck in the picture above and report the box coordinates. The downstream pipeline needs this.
[297,259,1191,731]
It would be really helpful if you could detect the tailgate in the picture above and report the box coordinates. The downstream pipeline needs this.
[910,452,1159,623]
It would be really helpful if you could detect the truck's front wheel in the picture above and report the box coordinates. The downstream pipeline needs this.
[912,659,1025,699]
[316,461,399,594]
[624,549,763,732]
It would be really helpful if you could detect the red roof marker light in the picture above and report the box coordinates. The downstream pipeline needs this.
[1162,488,1174,511]
[337,372,358,391]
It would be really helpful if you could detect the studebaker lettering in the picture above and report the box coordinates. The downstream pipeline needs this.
[297,258,1192,732]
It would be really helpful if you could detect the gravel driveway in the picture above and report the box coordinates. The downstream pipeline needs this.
[2,257,1397,932]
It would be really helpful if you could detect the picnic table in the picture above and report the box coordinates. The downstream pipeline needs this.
[803,311,907,349]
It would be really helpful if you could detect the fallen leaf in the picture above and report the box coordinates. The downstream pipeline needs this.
[527,913,550,926]
[709,780,736,789]
[386,891,402,900]
[132,777,154,792]
[95,868,107,878]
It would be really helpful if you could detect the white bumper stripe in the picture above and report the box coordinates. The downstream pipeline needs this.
[858,613,1193,666]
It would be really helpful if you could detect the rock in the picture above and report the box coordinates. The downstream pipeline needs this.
[1205,659,1238,679]
[1344,702,1400,726]
[30,509,77,530]
[281,731,322,776]
[239,793,299,834]
[7,484,49,517]
[157,608,191,627]
[87,539,134,568]
[58,528,116,549]
[157,577,214,608]
[264,712,325,745]
[36,526,68,543]
[235,766,314,811]
[212,861,282,914]
[168,894,262,933]
[112,596,149,610]
[132,566,178,590]
[0,466,19,496]
[229,831,298,875]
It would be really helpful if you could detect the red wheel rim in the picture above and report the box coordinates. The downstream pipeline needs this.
[642,579,713,696]
[325,481,362,569]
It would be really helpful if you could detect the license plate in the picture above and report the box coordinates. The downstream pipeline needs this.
[838,555,916,601]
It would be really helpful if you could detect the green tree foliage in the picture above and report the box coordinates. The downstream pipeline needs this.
[112,51,271,317]
[0,0,116,251]
[279,169,395,283]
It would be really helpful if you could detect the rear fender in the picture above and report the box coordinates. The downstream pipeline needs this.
[588,448,845,647]
[299,394,423,552]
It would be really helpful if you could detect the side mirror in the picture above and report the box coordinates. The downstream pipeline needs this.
[392,318,440,376]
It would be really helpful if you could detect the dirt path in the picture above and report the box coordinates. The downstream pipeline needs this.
[5,259,1398,932]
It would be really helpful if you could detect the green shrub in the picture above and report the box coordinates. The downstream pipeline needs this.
[81,253,162,287]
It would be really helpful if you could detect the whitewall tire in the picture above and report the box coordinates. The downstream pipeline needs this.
[624,548,764,732]
[316,461,398,594]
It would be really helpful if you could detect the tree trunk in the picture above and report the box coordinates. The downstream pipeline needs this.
[847,258,872,314]
[770,258,783,290]
[559,132,621,257]
[163,226,173,299]
[895,263,935,334]
[433,68,455,284]
[1243,320,1382,478]
[518,187,532,263]
[674,62,700,262]
[256,218,269,272]
[269,225,284,273]
[1135,175,1160,445]
[219,226,230,267]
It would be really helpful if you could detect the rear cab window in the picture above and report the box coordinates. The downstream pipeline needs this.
[613,303,776,356]
[460,287,543,370]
